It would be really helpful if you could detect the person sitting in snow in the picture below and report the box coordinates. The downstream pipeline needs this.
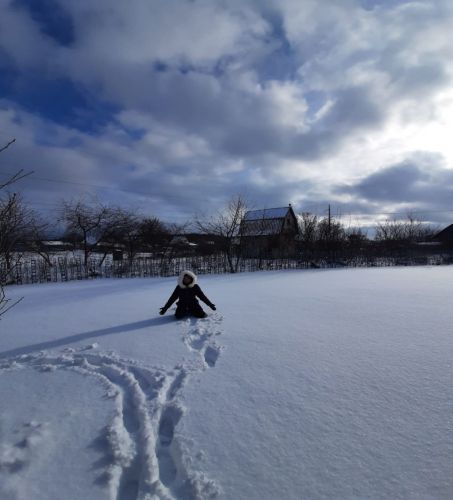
[159,270,216,319]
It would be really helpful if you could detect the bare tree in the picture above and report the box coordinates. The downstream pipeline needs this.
[0,139,31,318]
[344,226,369,261]
[404,214,438,242]
[139,216,171,253]
[374,214,439,260]
[59,198,118,266]
[317,216,346,262]
[375,214,437,244]
[158,221,191,273]
[196,195,248,273]
[375,219,406,243]
[298,212,318,243]
[104,207,143,265]
[23,217,58,267]
[0,193,38,272]
[0,200,50,315]
[297,212,318,260]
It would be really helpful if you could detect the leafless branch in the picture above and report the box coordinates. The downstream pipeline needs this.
[0,138,30,319]
[0,169,34,190]
[195,195,248,272]
[0,286,23,318]
[0,138,16,153]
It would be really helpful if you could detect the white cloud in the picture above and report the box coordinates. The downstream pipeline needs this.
[63,0,270,67]
[2,0,453,224]
[0,3,57,68]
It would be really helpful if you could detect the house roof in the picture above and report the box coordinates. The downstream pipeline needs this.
[434,224,453,241]
[243,207,290,221]
[240,206,298,236]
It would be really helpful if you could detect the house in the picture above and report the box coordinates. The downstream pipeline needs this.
[169,235,198,255]
[183,233,224,255]
[239,205,299,258]
[433,224,453,242]
[432,224,453,246]
[39,240,73,252]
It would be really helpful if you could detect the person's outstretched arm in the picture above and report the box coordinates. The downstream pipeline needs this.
[160,287,179,315]
[194,285,216,310]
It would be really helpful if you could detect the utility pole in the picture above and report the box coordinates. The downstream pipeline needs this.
[328,204,331,236]
[328,204,332,263]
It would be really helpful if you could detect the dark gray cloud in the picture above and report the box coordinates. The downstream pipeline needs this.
[337,155,453,219]
[320,86,385,131]
[339,161,429,202]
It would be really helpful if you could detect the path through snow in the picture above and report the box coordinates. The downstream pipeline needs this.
[0,312,224,500]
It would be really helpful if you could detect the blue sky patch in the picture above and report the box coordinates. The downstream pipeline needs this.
[13,0,75,46]
[1,72,118,134]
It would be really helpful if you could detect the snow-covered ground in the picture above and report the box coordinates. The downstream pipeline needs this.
[1,267,453,499]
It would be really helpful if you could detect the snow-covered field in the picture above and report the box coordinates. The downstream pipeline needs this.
[1,267,453,499]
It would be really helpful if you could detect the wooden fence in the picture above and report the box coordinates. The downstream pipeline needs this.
[2,253,453,286]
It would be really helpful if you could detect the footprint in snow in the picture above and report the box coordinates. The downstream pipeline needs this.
[182,313,224,368]
[158,404,184,447]
[0,331,222,498]
[204,345,221,368]
[0,422,48,474]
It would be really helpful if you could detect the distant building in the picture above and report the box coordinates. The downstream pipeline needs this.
[433,224,453,245]
[40,240,73,251]
[169,235,198,255]
[239,205,299,258]
[183,233,223,255]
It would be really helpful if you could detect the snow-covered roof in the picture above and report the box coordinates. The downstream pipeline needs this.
[243,207,289,221]
[42,240,71,246]
[240,206,297,236]
[170,236,198,247]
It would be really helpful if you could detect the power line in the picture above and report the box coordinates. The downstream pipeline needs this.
[0,170,118,190]
[0,170,188,203]
[299,205,453,218]
[338,209,453,218]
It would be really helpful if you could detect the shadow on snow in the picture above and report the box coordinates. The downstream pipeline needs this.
[0,316,175,359]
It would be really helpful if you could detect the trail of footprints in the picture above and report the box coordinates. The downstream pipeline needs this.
[0,313,224,500]
[183,314,223,369]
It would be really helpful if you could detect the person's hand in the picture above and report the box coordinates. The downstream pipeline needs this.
[210,304,216,311]
[159,307,166,315]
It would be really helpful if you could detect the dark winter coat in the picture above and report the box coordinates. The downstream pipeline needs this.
[161,270,215,313]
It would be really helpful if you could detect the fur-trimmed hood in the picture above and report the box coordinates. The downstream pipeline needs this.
[178,270,197,288]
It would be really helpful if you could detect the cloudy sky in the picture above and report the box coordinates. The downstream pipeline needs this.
[1,0,453,228]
